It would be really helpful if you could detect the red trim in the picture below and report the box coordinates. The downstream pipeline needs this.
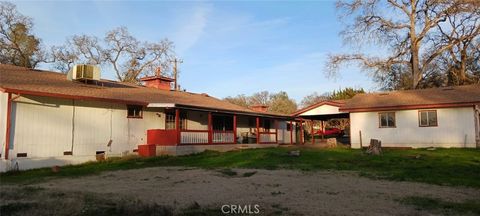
[147,129,176,145]
[181,129,209,132]
[2,88,147,106]
[233,114,237,143]
[175,109,180,145]
[256,117,260,144]
[292,100,347,116]
[340,102,478,112]
[258,131,276,135]
[140,75,174,82]
[300,118,304,144]
[212,130,234,133]
[311,120,314,145]
[126,105,144,119]
[274,120,278,144]
[4,93,12,159]
[290,120,293,144]
[208,112,213,144]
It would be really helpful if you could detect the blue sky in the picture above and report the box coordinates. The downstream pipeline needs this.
[13,0,376,102]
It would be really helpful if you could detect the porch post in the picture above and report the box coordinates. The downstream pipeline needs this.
[256,117,260,144]
[175,109,180,145]
[208,112,212,144]
[289,120,293,145]
[233,115,237,144]
[275,119,278,144]
[321,120,325,140]
[311,120,314,145]
[300,118,304,145]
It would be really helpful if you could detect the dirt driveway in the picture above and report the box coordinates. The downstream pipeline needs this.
[3,167,469,215]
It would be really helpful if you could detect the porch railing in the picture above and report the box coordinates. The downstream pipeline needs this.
[180,130,209,144]
[213,131,235,144]
[259,132,277,144]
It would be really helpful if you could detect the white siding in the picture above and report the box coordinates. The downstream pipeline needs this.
[277,121,294,144]
[9,95,166,160]
[300,104,346,116]
[11,96,73,158]
[350,107,477,148]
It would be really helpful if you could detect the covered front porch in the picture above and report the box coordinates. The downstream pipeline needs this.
[138,106,292,156]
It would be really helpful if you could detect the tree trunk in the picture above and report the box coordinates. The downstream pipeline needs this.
[459,47,467,85]
[409,1,421,89]
[366,139,382,155]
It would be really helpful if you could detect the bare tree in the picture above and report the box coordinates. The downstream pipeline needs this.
[300,92,328,108]
[224,91,297,115]
[432,2,480,85]
[51,35,104,73]
[104,27,174,82]
[0,1,45,68]
[52,26,175,81]
[249,91,270,106]
[327,0,480,89]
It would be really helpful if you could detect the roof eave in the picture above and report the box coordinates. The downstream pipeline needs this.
[340,102,479,112]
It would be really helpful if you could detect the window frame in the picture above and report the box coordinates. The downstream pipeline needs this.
[378,112,396,128]
[418,110,438,127]
[127,105,143,119]
[165,110,188,130]
[165,110,176,130]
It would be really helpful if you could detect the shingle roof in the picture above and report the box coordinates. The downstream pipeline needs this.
[341,84,480,112]
[0,64,288,117]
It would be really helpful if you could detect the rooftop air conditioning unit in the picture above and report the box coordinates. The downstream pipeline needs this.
[67,64,100,81]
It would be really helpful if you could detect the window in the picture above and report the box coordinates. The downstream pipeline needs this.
[165,110,187,130]
[212,115,233,131]
[419,110,438,127]
[165,111,176,130]
[261,119,272,132]
[127,105,143,118]
[379,112,395,128]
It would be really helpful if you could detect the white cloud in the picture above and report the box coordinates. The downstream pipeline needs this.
[172,4,212,54]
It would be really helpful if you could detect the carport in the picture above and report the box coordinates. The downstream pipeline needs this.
[291,100,350,145]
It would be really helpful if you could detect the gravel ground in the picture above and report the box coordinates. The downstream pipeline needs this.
[18,167,477,215]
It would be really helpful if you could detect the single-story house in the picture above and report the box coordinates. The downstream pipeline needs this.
[293,85,480,148]
[0,64,295,172]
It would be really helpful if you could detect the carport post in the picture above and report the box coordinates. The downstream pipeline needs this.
[321,120,324,140]
[256,117,260,144]
[311,120,314,145]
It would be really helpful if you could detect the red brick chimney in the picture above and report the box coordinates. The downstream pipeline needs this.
[140,68,174,91]
[250,105,269,112]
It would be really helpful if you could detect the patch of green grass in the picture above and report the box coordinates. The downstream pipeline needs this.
[0,202,37,215]
[1,148,479,188]
[180,202,221,216]
[400,196,480,215]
